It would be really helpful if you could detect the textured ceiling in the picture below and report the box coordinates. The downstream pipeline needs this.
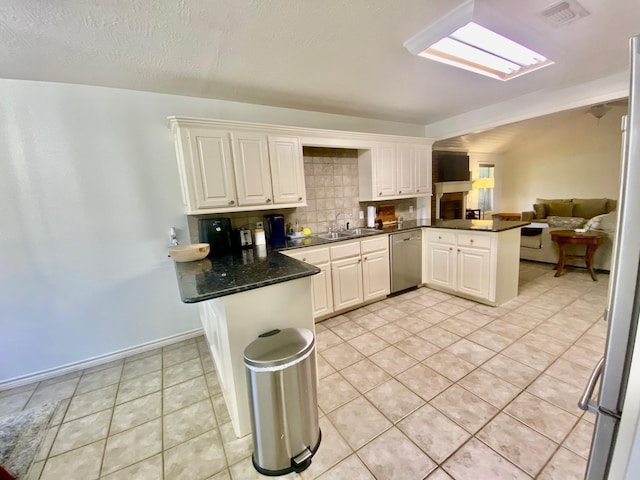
[0,0,638,125]
[433,99,629,153]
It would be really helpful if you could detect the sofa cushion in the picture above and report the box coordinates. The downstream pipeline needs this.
[586,211,617,235]
[547,216,586,228]
[520,235,542,249]
[547,202,574,217]
[572,198,608,219]
[536,197,571,205]
[533,203,547,219]
[606,199,618,213]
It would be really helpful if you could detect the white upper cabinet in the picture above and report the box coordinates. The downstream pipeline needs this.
[375,143,398,197]
[169,116,433,213]
[231,133,273,206]
[415,143,432,195]
[268,136,306,205]
[359,141,432,201]
[178,127,237,209]
[170,118,307,214]
[396,143,416,196]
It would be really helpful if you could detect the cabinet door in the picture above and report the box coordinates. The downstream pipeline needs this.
[415,144,432,195]
[396,144,416,195]
[268,136,306,205]
[332,257,364,311]
[231,132,273,206]
[457,246,491,300]
[362,250,390,302]
[184,127,237,209]
[375,143,397,198]
[427,243,456,289]
[311,263,333,319]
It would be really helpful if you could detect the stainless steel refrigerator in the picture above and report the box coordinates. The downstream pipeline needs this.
[580,34,640,479]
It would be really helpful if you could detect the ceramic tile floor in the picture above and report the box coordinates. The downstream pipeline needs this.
[0,261,608,479]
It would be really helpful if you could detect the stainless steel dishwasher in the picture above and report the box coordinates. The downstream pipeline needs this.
[390,229,423,293]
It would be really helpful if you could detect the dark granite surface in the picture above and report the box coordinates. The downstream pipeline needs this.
[174,247,320,303]
[175,218,528,303]
[427,219,531,232]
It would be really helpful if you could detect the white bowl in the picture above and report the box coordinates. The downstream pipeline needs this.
[169,243,210,262]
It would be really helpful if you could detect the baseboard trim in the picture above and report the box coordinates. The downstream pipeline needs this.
[0,328,204,391]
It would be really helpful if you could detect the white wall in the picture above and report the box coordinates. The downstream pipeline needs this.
[500,106,626,212]
[0,79,424,383]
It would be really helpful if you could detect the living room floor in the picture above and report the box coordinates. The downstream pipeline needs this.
[0,261,607,480]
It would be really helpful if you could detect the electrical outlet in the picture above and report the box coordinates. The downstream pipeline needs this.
[256,221,264,229]
[359,210,364,219]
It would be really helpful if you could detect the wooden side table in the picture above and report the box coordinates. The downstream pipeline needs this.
[550,229,606,281]
[492,212,521,221]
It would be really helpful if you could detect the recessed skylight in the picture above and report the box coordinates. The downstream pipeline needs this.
[417,22,553,81]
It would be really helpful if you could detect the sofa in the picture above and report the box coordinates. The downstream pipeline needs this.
[520,197,617,271]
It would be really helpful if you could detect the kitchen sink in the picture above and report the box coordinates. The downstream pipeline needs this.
[339,228,382,236]
[314,228,382,241]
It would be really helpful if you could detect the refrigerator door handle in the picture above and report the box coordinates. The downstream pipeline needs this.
[579,356,605,413]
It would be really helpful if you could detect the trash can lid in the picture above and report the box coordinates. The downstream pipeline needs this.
[244,328,314,368]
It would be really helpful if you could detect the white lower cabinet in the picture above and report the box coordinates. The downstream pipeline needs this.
[282,234,390,318]
[281,246,334,320]
[331,256,364,311]
[361,238,391,302]
[424,227,522,306]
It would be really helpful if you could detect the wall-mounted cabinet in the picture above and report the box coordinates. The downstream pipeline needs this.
[359,142,432,201]
[169,118,306,214]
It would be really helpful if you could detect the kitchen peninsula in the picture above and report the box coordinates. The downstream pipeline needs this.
[173,218,528,437]
[174,250,319,438]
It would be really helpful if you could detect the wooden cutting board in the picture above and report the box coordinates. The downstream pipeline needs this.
[377,205,397,225]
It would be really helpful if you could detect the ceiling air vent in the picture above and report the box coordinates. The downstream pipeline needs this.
[541,0,590,27]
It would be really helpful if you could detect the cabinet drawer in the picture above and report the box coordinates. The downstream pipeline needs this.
[361,235,388,254]
[457,233,491,249]
[330,241,361,260]
[283,247,330,265]
[427,230,456,245]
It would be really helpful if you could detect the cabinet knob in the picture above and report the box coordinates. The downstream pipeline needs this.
[266,198,272,204]
[229,200,235,206]
[399,191,402,194]
[358,259,362,264]
[449,247,452,251]
[298,197,302,201]
[363,257,367,262]
[470,239,474,243]
[457,249,460,252]
[417,188,420,192]
[378,192,382,196]
[302,258,306,262]
[438,236,442,240]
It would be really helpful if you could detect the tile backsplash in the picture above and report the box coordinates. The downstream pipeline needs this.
[188,147,419,243]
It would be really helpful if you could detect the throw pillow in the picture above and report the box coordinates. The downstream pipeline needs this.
[547,216,586,229]
[533,203,547,219]
[586,211,617,235]
[547,202,574,217]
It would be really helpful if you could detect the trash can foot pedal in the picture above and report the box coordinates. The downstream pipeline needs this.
[292,448,312,469]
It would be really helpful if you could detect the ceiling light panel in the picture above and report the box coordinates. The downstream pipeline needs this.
[420,22,553,81]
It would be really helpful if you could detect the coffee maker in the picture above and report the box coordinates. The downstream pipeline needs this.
[264,214,286,248]
[198,217,233,256]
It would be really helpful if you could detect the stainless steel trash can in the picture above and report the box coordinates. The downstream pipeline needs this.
[244,328,321,476]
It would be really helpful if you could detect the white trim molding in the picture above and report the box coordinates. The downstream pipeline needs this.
[0,328,204,391]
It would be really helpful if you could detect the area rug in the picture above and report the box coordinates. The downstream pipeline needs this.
[0,402,59,479]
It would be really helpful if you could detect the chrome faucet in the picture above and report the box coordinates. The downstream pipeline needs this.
[169,227,179,246]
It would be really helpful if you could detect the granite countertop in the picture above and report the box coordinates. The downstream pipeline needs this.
[174,247,320,303]
[427,219,531,232]
[174,218,529,303]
